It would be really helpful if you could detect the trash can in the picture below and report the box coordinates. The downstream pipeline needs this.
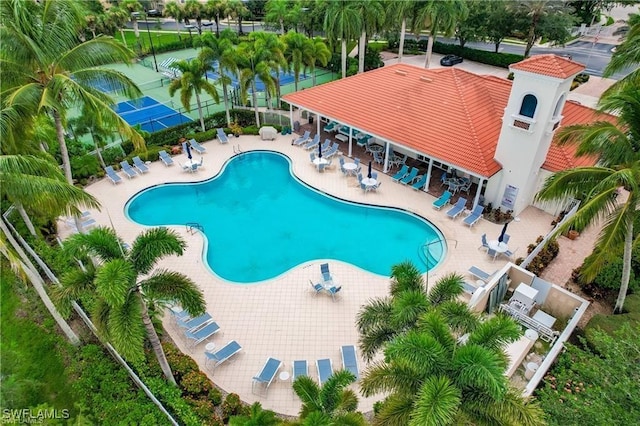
[308,115,314,124]
[293,120,300,131]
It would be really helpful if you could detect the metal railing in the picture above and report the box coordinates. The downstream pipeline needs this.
[499,303,559,343]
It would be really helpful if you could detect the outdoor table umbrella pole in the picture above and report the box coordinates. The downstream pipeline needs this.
[318,142,322,158]
[498,222,509,243]
[368,161,372,178]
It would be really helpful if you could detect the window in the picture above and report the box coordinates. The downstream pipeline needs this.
[519,94,538,118]
[552,94,565,119]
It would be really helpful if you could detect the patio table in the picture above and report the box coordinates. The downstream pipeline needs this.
[488,240,508,253]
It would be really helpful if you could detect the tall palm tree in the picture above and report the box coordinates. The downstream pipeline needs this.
[293,370,367,425]
[0,0,145,188]
[357,262,470,361]
[282,31,312,92]
[57,227,206,385]
[106,6,132,48]
[535,86,640,314]
[324,0,362,78]
[226,0,249,35]
[361,310,544,425]
[304,37,331,87]
[386,0,416,63]
[265,0,289,34]
[414,0,468,69]
[184,0,204,33]
[603,14,639,92]
[205,0,228,36]
[68,104,116,169]
[119,0,144,45]
[163,0,185,40]
[168,55,221,132]
[353,0,386,74]
[197,30,238,127]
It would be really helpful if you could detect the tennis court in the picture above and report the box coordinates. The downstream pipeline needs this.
[113,96,193,133]
[205,61,309,92]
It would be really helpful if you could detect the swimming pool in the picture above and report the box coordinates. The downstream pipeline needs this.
[126,151,446,283]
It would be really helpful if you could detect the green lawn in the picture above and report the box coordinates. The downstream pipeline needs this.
[0,265,77,415]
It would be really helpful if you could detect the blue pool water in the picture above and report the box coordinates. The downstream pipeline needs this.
[125,152,445,283]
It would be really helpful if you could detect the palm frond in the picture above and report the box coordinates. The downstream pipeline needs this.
[389,260,423,295]
[94,259,136,307]
[415,310,457,353]
[463,388,546,426]
[408,375,461,426]
[319,369,357,415]
[141,270,205,317]
[356,297,393,335]
[372,393,415,426]
[360,360,423,397]
[384,331,448,378]
[62,226,124,263]
[428,272,465,305]
[437,300,480,335]
[106,293,145,362]
[450,344,508,400]
[467,313,521,351]
[55,266,97,316]
[129,227,186,274]
[358,323,398,362]
[292,375,322,418]
[392,290,430,330]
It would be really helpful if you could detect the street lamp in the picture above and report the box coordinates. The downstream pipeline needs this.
[133,11,158,72]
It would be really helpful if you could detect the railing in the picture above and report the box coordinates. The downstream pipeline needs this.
[186,223,204,235]
[499,303,559,343]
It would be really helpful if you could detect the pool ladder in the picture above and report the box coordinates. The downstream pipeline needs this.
[186,223,204,235]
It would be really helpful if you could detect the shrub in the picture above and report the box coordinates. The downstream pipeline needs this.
[163,343,198,382]
[593,258,638,292]
[180,370,213,398]
[128,146,164,163]
[208,387,222,406]
[184,396,216,420]
[221,393,245,421]
[101,146,125,165]
[70,154,100,180]
[144,376,202,426]
[520,236,560,276]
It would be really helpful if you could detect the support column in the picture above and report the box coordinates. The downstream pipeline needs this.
[473,177,484,209]
[383,142,391,173]
[289,105,293,130]
[316,113,321,135]
[425,158,434,193]
[348,128,353,157]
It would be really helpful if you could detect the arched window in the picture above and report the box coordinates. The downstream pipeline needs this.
[519,94,538,118]
[552,94,565,119]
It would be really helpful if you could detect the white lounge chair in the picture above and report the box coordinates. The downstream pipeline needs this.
[104,166,122,184]
[189,138,207,154]
[316,358,333,386]
[463,205,484,227]
[216,128,229,144]
[340,345,359,379]
[119,161,138,179]
[205,340,242,372]
[132,156,150,173]
[158,150,174,166]
[251,357,282,397]
[184,320,220,349]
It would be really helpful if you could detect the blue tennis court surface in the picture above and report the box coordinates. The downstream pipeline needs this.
[205,61,309,92]
[113,96,192,133]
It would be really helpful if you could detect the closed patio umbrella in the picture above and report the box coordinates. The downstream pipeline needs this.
[318,142,322,158]
[498,222,509,243]
[367,161,372,178]
[185,143,192,160]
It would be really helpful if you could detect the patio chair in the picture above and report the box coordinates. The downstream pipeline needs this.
[158,150,174,167]
[446,197,467,219]
[391,165,409,182]
[503,247,517,260]
[324,144,339,158]
[369,181,382,192]
[373,151,384,165]
[67,217,97,233]
[468,266,493,282]
[318,163,326,173]
[502,234,511,244]
[340,345,359,379]
[412,174,428,191]
[391,154,407,169]
[432,191,452,210]
[487,248,498,261]
[184,320,220,349]
[478,234,489,251]
[189,138,207,154]
[400,167,419,185]
[293,130,311,146]
[177,312,212,331]
[440,172,448,185]
[320,263,331,282]
[216,128,229,144]
[327,286,342,301]
[292,360,308,381]
[177,161,190,172]
[354,158,361,167]
[463,205,484,227]
[360,182,368,192]
[119,161,138,179]
[316,358,333,386]
[323,121,338,132]
[132,156,150,174]
[304,134,320,150]
[204,340,242,371]
[319,138,331,153]
[371,171,378,180]
[104,166,122,184]
[252,357,282,397]
[309,280,324,295]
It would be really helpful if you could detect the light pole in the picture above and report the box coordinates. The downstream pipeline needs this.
[133,11,158,72]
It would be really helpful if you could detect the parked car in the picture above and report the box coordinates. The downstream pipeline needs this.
[440,54,463,66]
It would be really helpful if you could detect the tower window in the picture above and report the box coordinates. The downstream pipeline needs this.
[519,94,538,118]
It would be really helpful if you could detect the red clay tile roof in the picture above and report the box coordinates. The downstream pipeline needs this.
[282,62,610,177]
[510,54,585,79]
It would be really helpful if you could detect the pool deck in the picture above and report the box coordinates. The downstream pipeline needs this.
[71,134,559,416]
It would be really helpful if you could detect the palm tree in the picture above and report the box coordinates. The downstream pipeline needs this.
[57,227,206,385]
[282,31,312,92]
[361,310,543,425]
[106,6,132,48]
[228,402,279,425]
[0,0,145,189]
[168,55,221,132]
[603,14,639,91]
[226,0,249,35]
[293,370,367,425]
[184,0,204,33]
[119,0,144,46]
[386,0,415,63]
[205,0,228,36]
[357,262,469,361]
[265,0,289,34]
[352,0,386,74]
[68,104,116,169]
[324,0,362,78]
[414,0,468,69]
[304,37,331,87]
[197,30,239,127]
[237,32,283,126]
[163,1,185,40]
[535,85,640,314]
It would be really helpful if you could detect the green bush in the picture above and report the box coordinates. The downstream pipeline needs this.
[208,387,222,406]
[593,258,639,292]
[163,342,198,383]
[128,146,164,163]
[184,396,217,421]
[144,376,202,426]
[70,154,100,180]
[221,393,245,421]
[180,370,213,398]
[520,237,560,276]
[101,146,125,165]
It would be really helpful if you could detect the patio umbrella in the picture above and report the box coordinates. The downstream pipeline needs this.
[367,161,372,179]
[498,221,509,243]
[318,142,322,158]
[185,143,192,160]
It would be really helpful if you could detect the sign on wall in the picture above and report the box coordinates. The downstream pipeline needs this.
[501,184,519,210]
